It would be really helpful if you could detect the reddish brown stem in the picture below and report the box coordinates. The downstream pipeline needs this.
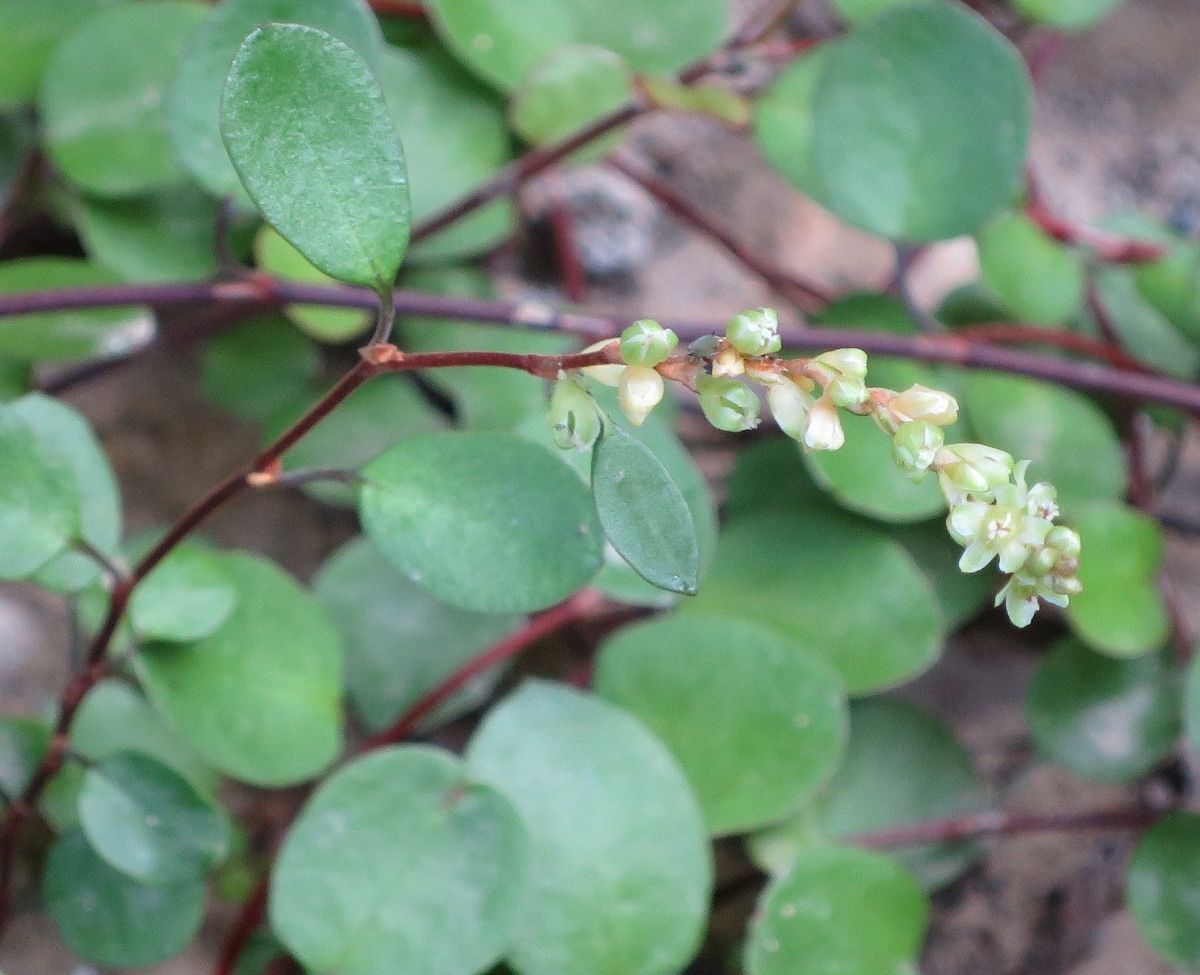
[1026,171,1167,264]
[953,322,1149,372]
[214,875,271,975]
[546,177,590,304]
[366,0,427,19]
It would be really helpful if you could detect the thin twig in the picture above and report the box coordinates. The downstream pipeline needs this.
[1026,170,1167,264]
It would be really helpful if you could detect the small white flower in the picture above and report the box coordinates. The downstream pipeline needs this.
[767,379,814,441]
[802,394,845,451]
[617,365,664,427]
[814,348,868,380]
[884,384,959,428]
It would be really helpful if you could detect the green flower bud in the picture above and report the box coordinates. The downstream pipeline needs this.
[617,365,665,427]
[827,375,868,408]
[892,420,943,476]
[1049,574,1083,597]
[698,375,761,432]
[767,379,813,441]
[814,348,868,380]
[619,319,678,367]
[1045,526,1081,557]
[935,443,1015,495]
[1026,546,1059,576]
[548,376,601,450]
[726,307,781,357]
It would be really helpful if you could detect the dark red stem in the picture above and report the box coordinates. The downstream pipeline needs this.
[214,875,271,975]
[1026,171,1168,264]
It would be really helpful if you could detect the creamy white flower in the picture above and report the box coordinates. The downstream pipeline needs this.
[617,365,664,427]
[885,384,959,427]
[767,379,814,441]
[814,348,868,380]
[802,394,845,451]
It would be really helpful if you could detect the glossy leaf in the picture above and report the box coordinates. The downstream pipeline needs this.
[200,317,321,423]
[749,699,985,891]
[746,845,929,975]
[0,0,119,110]
[1067,502,1170,658]
[39,2,205,196]
[1012,0,1124,29]
[1027,639,1178,783]
[79,752,229,884]
[424,0,727,90]
[510,45,633,150]
[756,0,1030,240]
[360,432,603,613]
[271,746,528,975]
[683,512,944,694]
[221,23,410,289]
[977,211,1085,323]
[591,422,699,594]
[595,614,847,835]
[135,553,343,786]
[129,543,238,643]
[44,829,206,968]
[467,681,711,975]
[166,0,382,198]
[0,258,154,362]
[314,537,521,732]
[964,371,1126,511]
[1128,813,1200,970]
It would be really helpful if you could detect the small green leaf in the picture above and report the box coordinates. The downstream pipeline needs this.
[315,537,521,732]
[595,614,847,835]
[135,552,343,787]
[1067,502,1170,658]
[467,681,712,975]
[745,845,929,975]
[129,543,238,643]
[749,699,985,892]
[360,432,603,613]
[0,716,50,800]
[1135,236,1200,344]
[0,258,153,362]
[166,0,383,198]
[200,317,321,423]
[0,0,119,110]
[510,45,633,152]
[221,23,410,289]
[1012,0,1124,30]
[44,829,206,968]
[977,211,1085,324]
[591,422,699,595]
[1094,265,1200,379]
[39,2,206,196]
[0,402,77,580]
[1128,813,1200,970]
[270,746,528,975]
[79,752,229,884]
[1028,639,1178,783]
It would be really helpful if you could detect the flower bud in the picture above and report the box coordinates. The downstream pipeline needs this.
[548,376,601,450]
[886,384,959,427]
[1049,574,1083,597]
[619,319,678,368]
[1045,526,1081,557]
[577,339,624,386]
[892,420,944,476]
[698,375,761,432]
[1026,546,1059,576]
[802,395,845,451]
[827,375,868,408]
[767,379,813,441]
[814,348,868,380]
[711,345,746,378]
[726,306,782,357]
[617,365,664,427]
[935,443,1014,495]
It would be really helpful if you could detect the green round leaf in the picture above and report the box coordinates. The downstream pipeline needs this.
[977,211,1085,324]
[424,0,727,90]
[591,422,699,595]
[315,537,521,732]
[44,829,206,968]
[746,845,929,975]
[683,512,944,694]
[1135,237,1200,344]
[271,746,528,975]
[887,521,993,630]
[39,2,206,196]
[222,23,410,289]
[166,0,382,199]
[1067,502,1170,658]
[135,552,343,786]
[360,432,603,613]
[0,402,77,580]
[467,681,712,975]
[756,1,1030,241]
[595,614,847,835]
[1028,639,1178,783]
[1129,813,1200,970]
[510,45,633,150]
[200,317,321,424]
[830,0,908,21]
[1094,265,1200,379]
[1012,0,1124,30]
[964,371,1126,511]
[79,752,229,884]
[0,716,50,800]
[0,258,154,362]
[0,0,119,110]
[254,226,372,342]
[749,699,985,891]
[129,543,238,643]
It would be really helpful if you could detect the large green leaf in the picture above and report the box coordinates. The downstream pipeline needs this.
[44,829,206,968]
[221,23,410,290]
[39,1,206,196]
[0,0,119,110]
[271,746,528,975]
[749,698,985,892]
[683,512,944,693]
[467,681,712,975]
[424,0,727,90]
[360,432,603,613]
[1128,813,1200,970]
[1067,502,1170,658]
[166,0,382,199]
[745,845,929,975]
[129,542,238,643]
[977,211,1085,324]
[756,0,1030,240]
[595,614,847,835]
[0,258,153,362]
[315,537,521,732]
[135,553,343,787]
[1027,639,1178,783]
